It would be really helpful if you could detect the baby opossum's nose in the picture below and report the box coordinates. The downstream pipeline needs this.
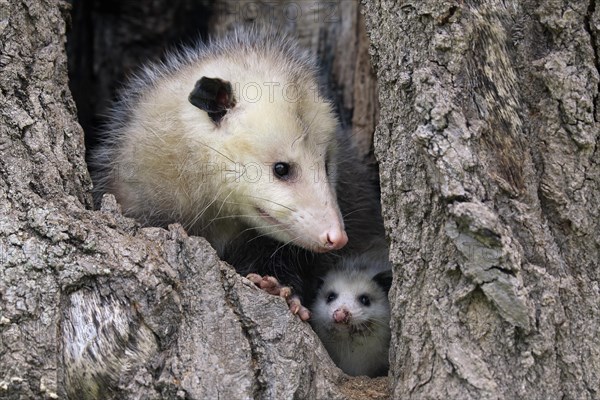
[320,228,348,251]
[333,308,351,324]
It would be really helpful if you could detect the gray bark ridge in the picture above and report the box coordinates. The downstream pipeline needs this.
[365,0,599,399]
[60,209,342,399]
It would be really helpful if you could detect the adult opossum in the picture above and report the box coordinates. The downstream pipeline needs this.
[92,29,347,257]
[89,28,359,318]
[309,246,392,378]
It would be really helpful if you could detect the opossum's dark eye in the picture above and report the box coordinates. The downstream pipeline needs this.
[273,162,290,179]
[359,294,371,307]
[326,292,337,303]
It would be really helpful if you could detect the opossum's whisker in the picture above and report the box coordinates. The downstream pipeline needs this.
[221,201,287,215]
[361,321,375,333]
[235,221,290,238]
[185,199,218,230]
[316,133,340,147]
[197,142,236,164]
[342,207,371,218]
[204,185,252,228]
[245,195,296,212]
[318,128,364,147]
[302,109,321,138]
[187,186,234,230]
[209,214,271,221]
[271,234,303,257]
[360,328,371,341]
[340,218,378,227]
[217,191,295,213]
[370,317,390,327]
[345,129,364,144]
[246,228,291,244]
[258,224,290,234]
[213,189,235,223]
[235,225,262,237]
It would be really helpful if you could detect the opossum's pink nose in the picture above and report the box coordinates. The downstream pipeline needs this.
[333,308,351,324]
[321,228,348,251]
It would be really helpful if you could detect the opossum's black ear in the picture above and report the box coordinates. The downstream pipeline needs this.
[372,270,393,294]
[188,77,236,124]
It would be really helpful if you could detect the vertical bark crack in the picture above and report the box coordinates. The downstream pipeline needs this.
[584,0,600,122]
[218,268,268,400]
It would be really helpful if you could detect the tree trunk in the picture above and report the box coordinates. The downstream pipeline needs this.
[363,0,600,398]
[2,0,599,399]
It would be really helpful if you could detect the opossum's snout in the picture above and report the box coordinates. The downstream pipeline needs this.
[300,201,347,253]
[333,307,351,324]
[319,226,348,251]
[256,204,347,253]
[306,187,348,252]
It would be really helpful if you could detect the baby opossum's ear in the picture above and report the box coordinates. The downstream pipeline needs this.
[372,270,393,294]
[188,77,236,124]
[315,276,325,290]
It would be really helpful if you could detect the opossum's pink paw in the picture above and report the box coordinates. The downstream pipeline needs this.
[246,274,284,296]
[288,295,311,321]
[246,274,310,320]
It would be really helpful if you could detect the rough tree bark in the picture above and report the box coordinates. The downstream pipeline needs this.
[364,0,600,399]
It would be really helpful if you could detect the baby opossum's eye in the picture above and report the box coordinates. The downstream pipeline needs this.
[273,162,291,180]
[326,292,337,303]
[359,294,371,307]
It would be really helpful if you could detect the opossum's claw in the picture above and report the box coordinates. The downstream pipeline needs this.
[288,295,311,321]
[246,273,310,320]
[246,274,281,295]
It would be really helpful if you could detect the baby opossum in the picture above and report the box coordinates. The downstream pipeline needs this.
[310,247,392,378]
[92,29,348,256]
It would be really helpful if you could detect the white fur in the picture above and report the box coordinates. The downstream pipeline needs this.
[92,28,346,254]
[63,289,157,398]
[310,251,391,377]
